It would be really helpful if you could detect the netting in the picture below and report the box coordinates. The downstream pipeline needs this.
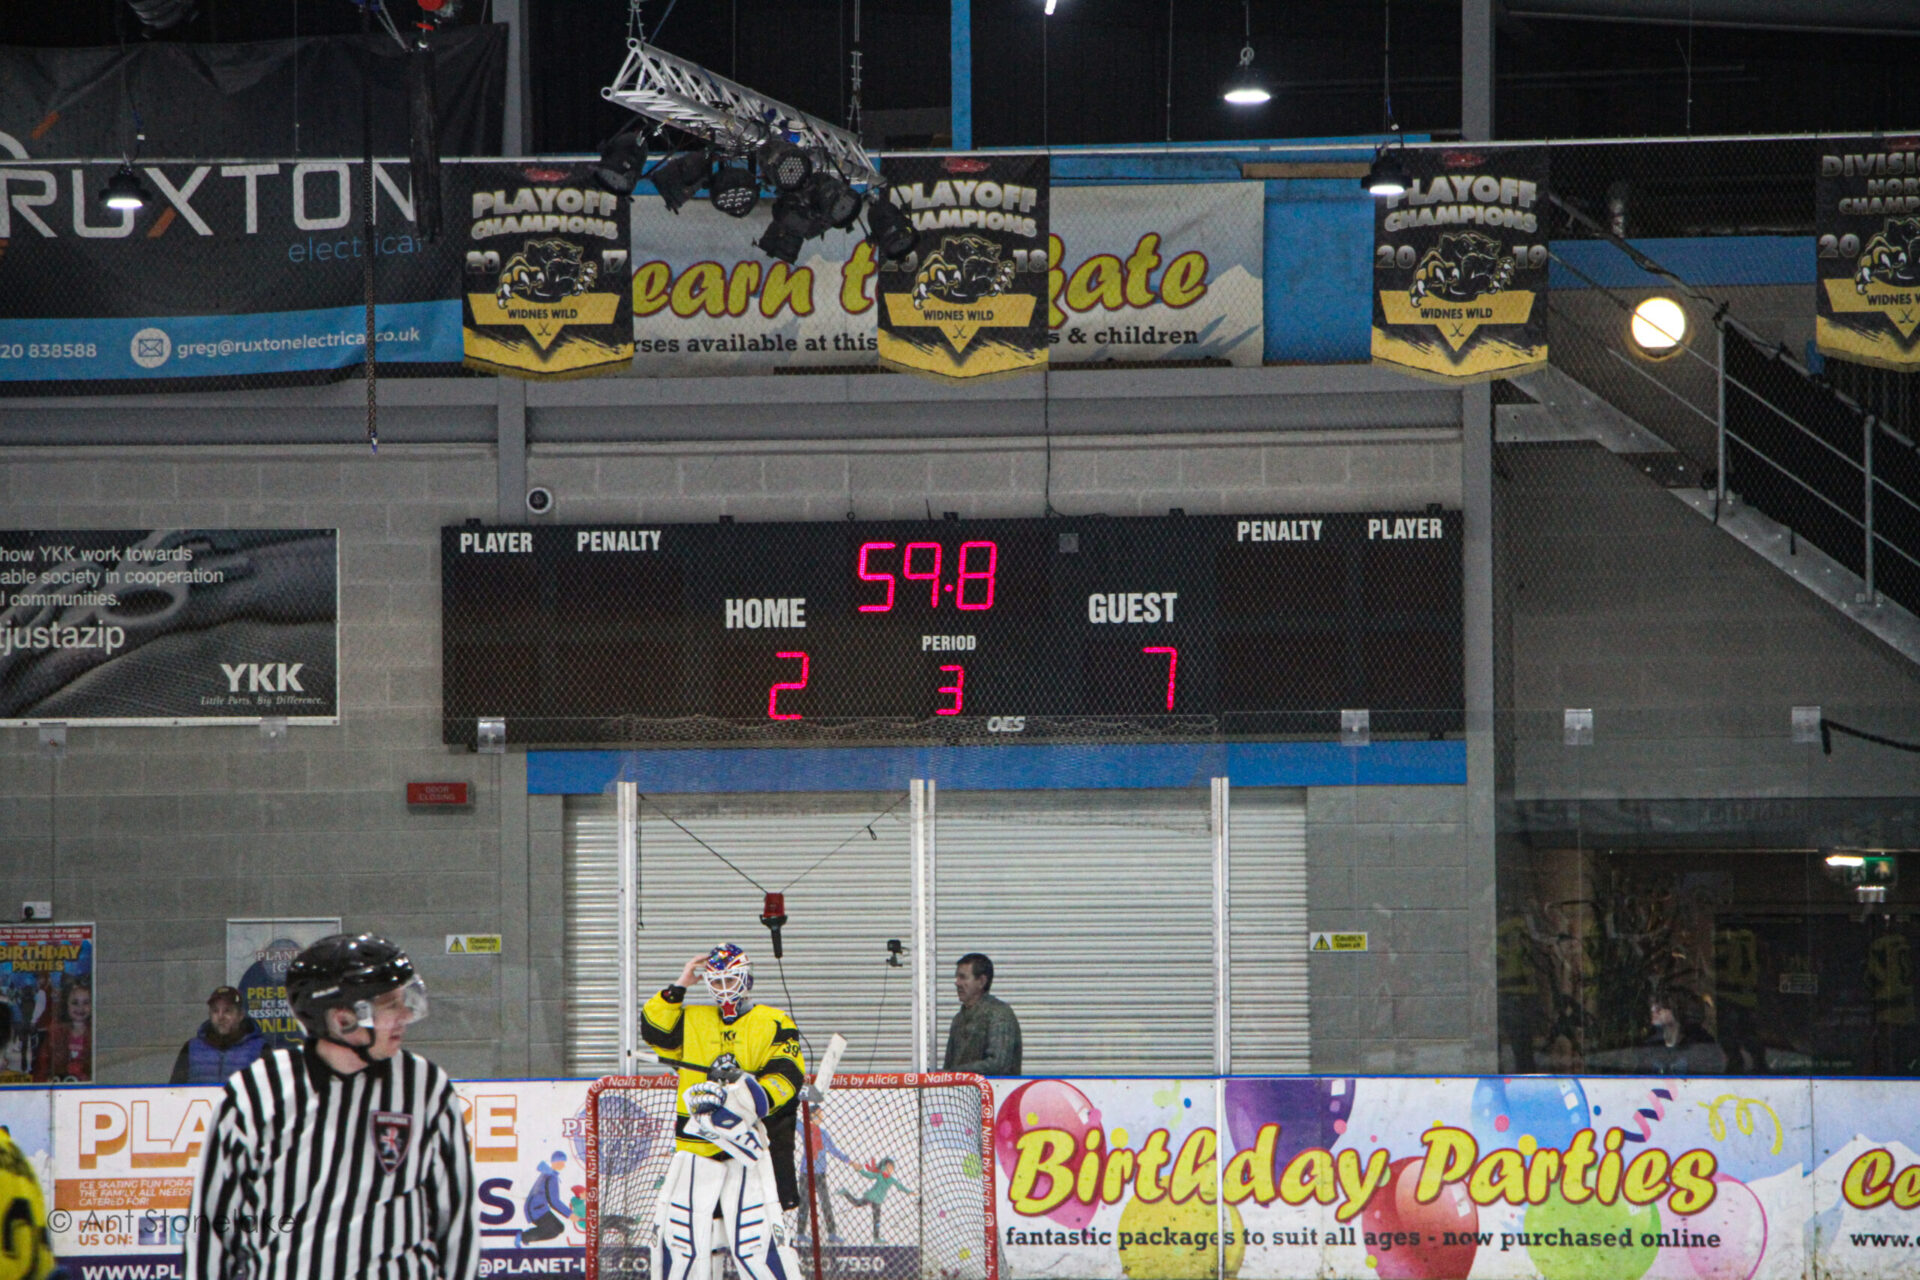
[584,1073,996,1280]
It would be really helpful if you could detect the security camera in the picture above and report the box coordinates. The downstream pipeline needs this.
[525,486,554,515]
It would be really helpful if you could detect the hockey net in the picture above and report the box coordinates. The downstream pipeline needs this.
[584,1072,997,1280]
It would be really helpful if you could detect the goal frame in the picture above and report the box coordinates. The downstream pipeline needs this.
[583,1070,998,1280]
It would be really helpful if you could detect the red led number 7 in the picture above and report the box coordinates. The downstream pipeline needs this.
[1143,646,1177,710]
[768,651,809,720]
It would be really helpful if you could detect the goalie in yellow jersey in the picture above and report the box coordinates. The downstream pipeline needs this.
[643,943,806,1280]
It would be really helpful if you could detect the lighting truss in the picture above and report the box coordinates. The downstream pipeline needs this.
[602,39,883,188]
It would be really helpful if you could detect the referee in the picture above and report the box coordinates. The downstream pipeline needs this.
[185,934,478,1280]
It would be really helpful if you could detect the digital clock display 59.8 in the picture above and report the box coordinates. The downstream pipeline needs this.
[440,512,1462,747]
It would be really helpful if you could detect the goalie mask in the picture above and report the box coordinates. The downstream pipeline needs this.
[704,943,753,1020]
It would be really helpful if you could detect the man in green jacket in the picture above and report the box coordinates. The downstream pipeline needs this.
[943,952,1021,1075]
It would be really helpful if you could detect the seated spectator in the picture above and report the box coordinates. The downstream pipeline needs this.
[169,986,267,1085]
[1637,986,1725,1075]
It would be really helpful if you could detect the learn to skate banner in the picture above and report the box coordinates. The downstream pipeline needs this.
[461,162,633,378]
[0,924,94,1085]
[1815,140,1920,370]
[878,153,1050,381]
[1370,147,1550,382]
[0,530,338,725]
[0,160,464,392]
[627,181,1260,374]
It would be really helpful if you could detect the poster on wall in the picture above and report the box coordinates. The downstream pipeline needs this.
[877,153,1050,380]
[461,162,634,378]
[0,924,94,1084]
[627,181,1261,374]
[224,918,340,1051]
[1814,139,1920,369]
[0,159,464,392]
[1370,146,1550,382]
[0,529,339,726]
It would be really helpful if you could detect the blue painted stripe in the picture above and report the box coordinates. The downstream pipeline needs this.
[0,301,461,381]
[1550,236,1810,290]
[527,740,1465,794]
[951,0,972,153]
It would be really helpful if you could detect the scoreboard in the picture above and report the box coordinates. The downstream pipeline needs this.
[440,512,1462,747]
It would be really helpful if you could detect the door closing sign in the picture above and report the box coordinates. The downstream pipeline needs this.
[1310,931,1369,952]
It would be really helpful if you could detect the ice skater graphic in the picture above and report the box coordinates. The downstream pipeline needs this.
[835,1157,914,1243]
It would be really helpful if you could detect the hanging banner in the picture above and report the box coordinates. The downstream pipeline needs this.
[1815,140,1920,369]
[1370,146,1550,382]
[224,918,341,1051]
[0,159,465,392]
[627,181,1260,375]
[877,153,1050,380]
[0,924,94,1084]
[461,162,633,378]
[0,529,339,726]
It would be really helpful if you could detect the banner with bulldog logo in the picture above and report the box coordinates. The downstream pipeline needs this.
[1815,140,1920,369]
[461,163,633,378]
[877,153,1049,380]
[1370,146,1549,382]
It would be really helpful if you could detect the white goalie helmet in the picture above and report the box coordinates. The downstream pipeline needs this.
[704,942,753,1007]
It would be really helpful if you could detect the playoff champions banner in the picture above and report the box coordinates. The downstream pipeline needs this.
[0,529,338,725]
[627,182,1262,375]
[461,162,633,378]
[1815,140,1920,369]
[0,159,463,392]
[878,153,1050,380]
[1371,147,1550,382]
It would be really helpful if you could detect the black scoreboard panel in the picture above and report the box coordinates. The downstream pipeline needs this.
[440,512,1463,746]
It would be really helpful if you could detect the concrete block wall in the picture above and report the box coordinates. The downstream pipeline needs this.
[1499,441,1920,800]
[2,425,1470,1082]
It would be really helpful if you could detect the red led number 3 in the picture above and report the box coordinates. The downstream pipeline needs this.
[936,664,965,716]
[768,651,809,720]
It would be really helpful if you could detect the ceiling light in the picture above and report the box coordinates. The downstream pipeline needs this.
[1826,853,1866,868]
[708,161,761,218]
[1630,296,1687,355]
[865,190,919,263]
[100,165,150,211]
[593,127,650,195]
[758,140,814,193]
[1362,146,1411,198]
[804,170,863,232]
[1222,47,1271,105]
[650,149,713,214]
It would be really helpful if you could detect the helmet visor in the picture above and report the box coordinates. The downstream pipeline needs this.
[353,976,429,1030]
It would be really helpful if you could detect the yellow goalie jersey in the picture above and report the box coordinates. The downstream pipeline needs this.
[641,988,805,1158]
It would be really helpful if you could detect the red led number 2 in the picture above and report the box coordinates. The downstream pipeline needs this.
[768,651,809,720]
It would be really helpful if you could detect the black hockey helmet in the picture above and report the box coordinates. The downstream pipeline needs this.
[286,933,423,1036]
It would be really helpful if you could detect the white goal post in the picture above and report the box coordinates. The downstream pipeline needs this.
[584,1072,999,1280]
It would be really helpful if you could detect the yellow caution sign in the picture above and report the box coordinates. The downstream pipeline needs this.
[1309,931,1369,953]
[446,934,503,956]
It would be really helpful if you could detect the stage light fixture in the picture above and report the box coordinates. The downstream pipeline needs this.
[757,190,828,264]
[651,149,713,213]
[1362,145,1411,197]
[756,221,807,266]
[758,140,814,192]
[804,170,863,232]
[865,190,919,263]
[101,165,151,211]
[593,127,651,195]
[708,161,761,217]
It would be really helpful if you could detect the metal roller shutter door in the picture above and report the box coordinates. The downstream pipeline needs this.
[931,789,1217,1076]
[1227,788,1311,1072]
[565,791,916,1076]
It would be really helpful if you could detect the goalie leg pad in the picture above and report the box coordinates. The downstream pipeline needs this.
[654,1150,728,1280]
[719,1156,802,1280]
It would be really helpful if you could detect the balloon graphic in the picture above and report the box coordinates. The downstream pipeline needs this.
[1523,1188,1660,1280]
[1682,1176,1766,1280]
[1222,1077,1357,1181]
[1360,1156,1480,1280]
[1118,1194,1245,1280]
[995,1080,1103,1230]
[1471,1077,1590,1154]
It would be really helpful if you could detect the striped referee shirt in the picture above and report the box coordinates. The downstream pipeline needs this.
[186,1043,479,1280]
